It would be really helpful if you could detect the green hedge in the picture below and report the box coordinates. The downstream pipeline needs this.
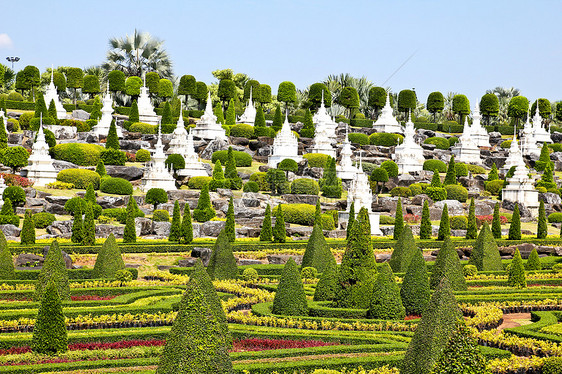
[52,143,104,166]
[57,169,101,189]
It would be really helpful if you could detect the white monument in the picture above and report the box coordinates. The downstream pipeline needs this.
[532,104,552,144]
[336,126,358,180]
[91,83,123,138]
[502,148,539,215]
[470,104,491,148]
[521,114,540,158]
[0,176,6,205]
[452,117,482,164]
[141,125,177,192]
[502,132,523,174]
[393,113,425,174]
[237,87,256,125]
[268,111,302,168]
[175,128,208,179]
[137,74,159,126]
[310,117,336,158]
[43,67,67,120]
[313,92,338,139]
[372,93,403,134]
[24,116,58,187]
[191,93,227,141]
[167,99,190,158]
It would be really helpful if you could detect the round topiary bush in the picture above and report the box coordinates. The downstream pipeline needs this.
[301,267,318,279]
[18,112,34,130]
[426,187,447,201]
[466,164,486,174]
[548,213,562,223]
[423,159,447,173]
[241,268,259,281]
[187,176,211,189]
[230,124,254,138]
[57,169,101,189]
[52,143,104,166]
[135,149,151,162]
[485,180,504,195]
[32,212,56,228]
[165,154,185,171]
[320,213,335,230]
[381,160,399,178]
[291,178,320,195]
[347,133,369,145]
[369,133,404,146]
[211,150,252,167]
[100,177,133,195]
[243,181,259,192]
[455,163,468,177]
[445,184,468,202]
[152,209,170,222]
[100,149,126,166]
[424,137,450,150]
[2,186,26,207]
[7,92,24,101]
[500,140,512,149]
[278,158,299,174]
[303,153,330,168]
[450,216,468,230]
[390,186,412,197]
[463,264,478,277]
[282,204,316,226]
[448,136,459,147]
[129,122,156,134]
[409,183,424,196]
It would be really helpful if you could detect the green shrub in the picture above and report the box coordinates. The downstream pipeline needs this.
[152,209,170,222]
[426,187,447,201]
[0,214,19,226]
[280,203,316,226]
[0,231,15,279]
[450,216,468,230]
[448,136,459,147]
[390,186,411,197]
[303,153,330,168]
[500,140,512,149]
[52,143,104,166]
[347,133,369,145]
[526,248,542,270]
[115,269,133,283]
[455,163,468,177]
[242,181,259,192]
[423,159,447,173]
[409,183,423,196]
[129,122,156,134]
[313,256,337,302]
[369,133,404,146]
[230,124,254,138]
[463,265,478,277]
[211,150,252,167]
[92,234,125,279]
[241,268,259,281]
[430,237,467,291]
[401,248,431,315]
[249,172,269,191]
[100,177,133,195]
[548,212,562,223]
[466,164,486,174]
[32,212,56,229]
[57,169,100,189]
[301,266,318,279]
[508,248,527,288]
[368,262,405,320]
[193,184,215,222]
[468,223,503,271]
[424,136,450,150]
[273,204,287,243]
[135,149,151,162]
[291,178,319,195]
[272,258,308,316]
[320,213,335,230]
[165,154,185,171]
[145,188,168,209]
[207,230,238,280]
[7,92,24,101]
[485,180,504,195]
[31,281,68,354]
[2,186,26,207]
[20,211,36,245]
[35,241,70,301]
[380,215,395,225]
[445,184,468,202]
[187,176,211,189]
[381,160,399,178]
[542,357,562,374]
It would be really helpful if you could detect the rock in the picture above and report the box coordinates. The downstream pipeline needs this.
[238,259,265,266]
[45,195,71,205]
[46,220,73,236]
[105,165,144,181]
[241,192,261,207]
[397,174,417,186]
[176,258,197,267]
[72,109,90,120]
[15,253,43,267]
[24,188,36,198]
[26,198,45,207]
[153,221,171,236]
[167,190,200,201]
[474,201,493,216]
[200,138,229,160]
[135,217,153,236]
[216,188,233,198]
[230,137,250,146]
[41,246,73,269]
[433,200,465,216]
[0,224,20,237]
[410,194,432,206]
[97,196,126,209]
[282,194,319,205]
[540,192,562,205]
[375,253,392,263]
[190,247,212,266]
[45,125,76,140]
[501,200,533,217]
[95,224,124,239]
[45,202,68,215]
[422,143,437,151]
[499,243,536,258]
[451,229,467,237]
[267,254,303,265]
[200,221,226,237]
[286,226,314,237]
[119,139,151,151]
[52,160,80,171]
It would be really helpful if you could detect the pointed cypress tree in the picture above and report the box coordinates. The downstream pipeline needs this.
[35,241,70,301]
[468,222,503,271]
[430,236,467,291]
[190,259,229,327]
[272,104,283,132]
[106,121,120,150]
[488,163,499,181]
[225,99,236,126]
[129,100,139,122]
[89,96,102,120]
[491,202,502,239]
[0,231,15,280]
[207,230,238,280]
[209,160,227,191]
[34,92,49,119]
[300,109,314,138]
[389,225,418,273]
[31,281,68,354]
[224,147,241,190]
[368,262,405,319]
[82,202,95,245]
[537,201,547,239]
[225,197,236,242]
[193,183,216,222]
[0,119,7,149]
[70,204,83,244]
[0,198,13,215]
[180,205,193,244]
[84,183,96,204]
[95,160,106,177]
[272,257,308,316]
[401,248,431,316]
[346,202,355,240]
[254,105,266,128]
[393,197,404,240]
[508,204,521,240]
[48,99,58,121]
[466,198,477,239]
[273,204,286,243]
[443,156,457,185]
[259,204,272,241]
[123,210,136,243]
[314,199,321,225]
[92,234,125,278]
[431,170,442,187]
[161,102,173,124]
[302,221,332,273]
[321,157,342,198]
[313,254,337,301]
[526,248,542,270]
[20,210,36,245]
[169,200,182,242]
[420,200,431,240]
[508,248,527,288]
[437,204,450,240]
[213,102,225,125]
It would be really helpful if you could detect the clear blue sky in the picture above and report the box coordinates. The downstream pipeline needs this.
[2,0,561,104]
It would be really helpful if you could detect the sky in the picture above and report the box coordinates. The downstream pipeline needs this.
[1,0,561,104]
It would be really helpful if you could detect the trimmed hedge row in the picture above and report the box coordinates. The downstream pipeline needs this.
[8,268,138,281]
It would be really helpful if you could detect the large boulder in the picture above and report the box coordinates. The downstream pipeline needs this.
[135,217,153,236]
[15,253,43,268]
[45,196,72,205]
[46,220,73,237]
[0,224,20,237]
[45,202,68,215]
[190,247,212,266]
[97,196,127,209]
[540,192,562,205]
[105,165,144,181]
[200,221,226,237]
[200,138,229,160]
[72,109,90,120]
[282,194,319,205]
[52,160,80,171]
[167,190,200,201]
[267,254,303,265]
[95,224,124,239]
[153,221,171,237]
[433,200,465,216]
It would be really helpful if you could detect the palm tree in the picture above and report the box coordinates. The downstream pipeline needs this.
[102,29,173,79]
[323,74,373,118]
[486,87,521,123]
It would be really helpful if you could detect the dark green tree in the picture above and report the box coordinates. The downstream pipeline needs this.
[370,167,389,193]
[106,121,120,150]
[31,281,68,354]
[225,99,236,126]
[430,236,467,291]
[207,230,238,280]
[48,99,58,121]
[224,147,242,190]
[82,203,95,246]
[466,198,477,239]
[492,202,502,239]
[193,183,216,222]
[243,79,261,102]
[66,67,83,104]
[146,188,168,210]
[508,203,521,240]
[92,234,125,278]
[34,92,49,119]
[507,96,529,125]
[508,248,527,288]
[123,209,136,244]
[443,156,457,185]
[468,222,503,271]
[89,96,102,121]
[321,157,342,198]
[194,81,208,110]
[225,197,236,242]
[259,84,272,104]
[368,86,387,118]
[488,163,499,181]
[259,204,272,242]
[271,257,308,316]
[346,202,355,240]
[0,231,15,280]
[313,254,337,301]
[307,82,331,111]
[452,94,470,124]
[277,81,297,110]
[389,225,418,273]
[161,102,173,124]
[129,100,139,123]
[169,200,182,242]
[265,168,286,195]
[479,93,499,125]
[437,204,450,240]
[535,142,553,172]
[300,109,314,138]
[178,75,197,104]
[393,198,404,240]
[368,262,405,319]
[254,105,266,128]
[526,248,542,270]
[108,70,126,94]
[427,91,445,123]
[420,200,432,240]
[401,248,431,315]
[537,201,547,239]
[35,241,70,301]
[301,220,332,273]
[531,98,552,119]
[338,86,360,120]
[82,74,101,98]
[217,79,236,109]
[158,78,173,101]
[180,205,193,244]
[145,72,160,96]
[273,204,286,243]
[272,104,283,132]
[397,89,417,118]
[20,210,36,245]
[70,204,83,244]
[213,102,225,125]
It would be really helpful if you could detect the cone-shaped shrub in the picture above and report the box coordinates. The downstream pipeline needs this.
[31,281,68,354]
[393,198,404,240]
[368,262,405,320]
[389,225,417,273]
[273,204,286,243]
[508,248,527,288]
[346,202,355,240]
[20,210,36,245]
[302,222,332,273]
[335,208,377,308]
[35,241,70,301]
[225,197,235,242]
[401,248,431,316]
[437,204,450,240]
[95,160,106,177]
[0,198,13,215]
[129,100,139,122]
[300,109,314,138]
[272,104,282,132]
[492,202,502,239]
[180,205,193,244]
[123,211,136,244]
[259,204,272,241]
[207,230,238,280]
[401,278,462,374]
[82,203,95,245]
[466,198,477,239]
[430,319,487,374]
[92,234,125,279]
[84,183,96,204]
[420,200,431,239]
[272,257,308,316]
[431,171,442,187]
[508,203,521,240]
[106,121,120,150]
[193,183,216,222]
[537,201,547,239]
[430,236,467,291]
[255,105,265,128]
[488,163,499,181]
[225,147,242,190]
[443,156,456,185]
[213,102,224,125]
[156,270,232,374]
[313,254,337,301]
[468,222,503,271]
[190,259,228,326]
[169,200,182,241]
[526,248,542,270]
[225,99,236,126]
[0,231,15,280]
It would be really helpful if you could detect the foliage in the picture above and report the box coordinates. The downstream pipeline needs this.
[230,123,254,138]
[445,184,468,202]
[300,109,314,138]
[393,198,404,240]
[538,201,547,239]
[368,262,405,320]
[100,177,132,195]
[419,200,432,240]
[57,168,101,189]
[187,176,211,190]
[526,248,542,270]
[53,143,104,166]
[291,178,320,195]
[225,197,236,242]
[31,281,68,354]
[193,183,216,222]
[427,92,445,121]
[145,188,168,209]
[302,224,332,273]
[207,230,238,280]
[437,204,450,240]
[337,87,360,119]
[2,146,29,172]
[152,209,170,222]
[508,248,527,288]
[259,204,272,242]
[273,204,287,243]
[468,222,503,271]
[0,231,15,280]
[211,149,252,167]
[430,237,467,291]
[266,168,287,195]
[347,132,369,145]
[369,133,403,146]
[82,203,96,246]
[224,147,242,190]
[443,156,457,185]
[303,153,330,168]
[32,212,56,229]
[92,234,125,279]
[2,186,25,207]
[35,241,70,302]
[509,203,521,240]
[277,81,297,105]
[313,255,337,302]
[401,248,431,315]
[169,200,182,242]
[424,137,450,150]
[70,203,83,244]
[180,205,193,244]
[272,257,308,316]
[397,89,417,116]
[95,160,106,177]
[380,160,398,178]
[108,70,125,93]
[20,210,36,245]
[423,159,447,173]
[272,104,283,132]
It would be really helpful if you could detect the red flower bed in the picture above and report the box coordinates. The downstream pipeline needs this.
[232,338,337,352]
[476,215,508,225]
[0,173,34,187]
[403,214,420,224]
[404,315,421,320]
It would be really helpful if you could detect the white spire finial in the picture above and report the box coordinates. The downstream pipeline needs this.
[143,71,146,87]
[106,81,110,93]
[50,65,54,83]
[249,86,253,103]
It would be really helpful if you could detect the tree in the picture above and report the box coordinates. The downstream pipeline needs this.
[70,204,83,244]
[20,210,35,245]
[244,79,261,102]
[468,222,503,271]
[437,204,450,240]
[427,92,445,123]
[278,158,298,179]
[509,203,521,240]
[129,100,139,122]
[225,197,236,242]
[193,183,216,222]
[300,109,314,138]
[34,92,49,119]
[393,198,404,240]
[123,209,136,244]
[146,188,168,210]
[178,75,197,104]
[370,167,389,194]
[92,234,125,278]
[479,93,499,125]
[0,231,15,280]
[307,83,331,111]
[209,160,227,191]
[397,89,417,118]
[22,65,40,100]
[272,257,308,316]
[368,262,405,319]
[272,104,283,132]
[277,81,297,110]
[48,99,58,122]
[488,163,499,181]
[83,74,100,98]
[88,96,102,121]
[144,72,160,96]
[338,86,360,120]
[254,105,266,128]
[15,70,30,95]
[259,84,272,104]
[508,96,529,125]
[443,156,457,185]
[259,204,273,242]
[452,94,470,124]
[0,116,7,149]
[346,202,355,240]
[430,236,467,291]
[31,281,68,354]
[82,203,95,246]
[273,204,286,243]
[35,241,70,301]
[169,200,182,242]
[535,142,554,172]
[158,78,173,100]
[125,76,143,100]
[508,248,527,288]
[389,226,418,272]
[180,205,193,244]
[207,230,238,280]
[537,201,547,239]
[526,248,542,270]
[66,67,83,104]
[301,221,332,273]
[368,86,387,118]
[265,168,287,195]
[105,121,120,150]
[217,79,236,109]
[0,198,13,215]
[531,98,552,119]
[225,99,236,126]
[194,81,208,109]
[334,208,377,308]
[313,255,337,301]
[103,29,173,79]
[401,248,431,315]
[466,198,477,239]
[492,202,502,239]
[420,200,432,239]
[321,157,342,198]
[108,70,126,94]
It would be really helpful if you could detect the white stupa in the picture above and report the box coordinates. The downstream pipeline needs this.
[470,104,491,148]
[372,93,403,134]
[452,117,482,164]
[501,131,523,174]
[237,87,256,125]
[521,113,540,158]
[141,125,177,192]
[502,146,539,215]
[91,82,123,138]
[310,111,336,158]
[0,175,6,205]
[313,92,337,139]
[137,73,159,125]
[43,67,66,120]
[191,92,227,141]
[337,126,358,180]
[532,103,552,144]
[268,111,302,168]
[167,99,190,158]
[24,115,58,187]
[176,128,208,178]
[393,112,424,174]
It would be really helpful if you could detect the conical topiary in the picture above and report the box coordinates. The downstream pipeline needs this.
[300,109,314,138]
[20,210,36,245]
[346,202,355,240]
[96,160,106,177]
[224,197,235,242]
[437,204,450,240]
[0,231,15,280]
[272,104,282,132]
[213,102,224,125]
[161,102,173,124]
[207,230,238,280]
[180,205,193,244]
[271,257,308,316]
[488,163,499,181]
[313,254,337,302]
[466,198,477,239]
[393,198,404,240]
[35,241,70,301]
[443,156,456,185]
[301,223,332,273]
[106,121,120,150]
[82,202,95,245]
[48,99,57,121]
[31,281,68,354]
[193,183,215,222]
[123,210,136,244]
[84,183,96,204]
[389,225,417,273]
[401,248,431,316]
[526,248,542,271]
[508,248,527,288]
[273,204,286,243]
[225,99,236,126]
[129,100,139,122]
[92,234,125,279]
[491,202,502,239]
[169,200,182,242]
[368,262,405,320]
[254,105,265,128]
[537,201,547,239]
[224,147,242,190]
[468,222,503,271]
[0,198,13,215]
[70,204,83,244]
[189,259,229,327]
[259,204,272,241]
[430,236,467,291]
[508,203,521,240]
[420,200,431,240]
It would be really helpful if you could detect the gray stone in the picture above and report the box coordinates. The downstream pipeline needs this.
[97,196,126,209]
[501,200,533,217]
[433,200,465,216]
[241,192,261,207]
[192,223,201,238]
[238,259,265,266]
[475,201,493,216]
[24,188,36,198]
[135,217,153,236]
[200,221,225,237]
[191,247,212,266]
[45,202,68,215]
[397,174,417,186]
[267,254,303,265]
[0,224,20,237]
[52,160,79,171]
[72,109,90,120]
[216,188,233,198]
[95,224,124,239]
[46,220,73,236]
[45,195,71,205]
[410,194,432,206]
[45,125,76,140]
[153,221,171,236]
[25,198,45,207]
[286,226,314,237]
[177,258,197,267]
[15,253,43,267]
[105,165,144,181]
[119,140,151,151]
[167,190,200,201]
[200,138,229,160]
[540,192,562,205]
[380,226,394,236]
[282,194,319,205]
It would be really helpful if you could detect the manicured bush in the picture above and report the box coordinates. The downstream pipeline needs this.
[165,154,185,172]
[291,178,320,195]
[445,184,468,202]
[100,148,126,166]
[526,248,542,270]
[369,133,403,146]
[485,180,504,195]
[424,136,450,150]
[207,230,238,280]
[193,184,215,222]
[20,210,36,245]
[145,188,168,209]
[347,132,369,146]
[463,265,478,277]
[82,203,96,245]
[468,223,503,271]
[542,357,562,374]
[277,203,316,226]
[313,255,337,302]
[509,204,521,240]
[454,162,468,177]
[419,201,432,240]
[466,164,486,174]
[57,169,100,189]
[31,281,68,354]
[302,153,329,168]
[243,181,259,192]
[32,212,56,229]
[2,146,29,173]
[135,149,151,162]
[548,212,562,223]
[430,237,467,291]
[302,223,332,273]
[211,150,252,167]
[180,205,193,244]
[273,204,287,243]
[52,143,103,166]
[390,186,411,198]
[92,234,125,279]
[368,262,405,320]
[3,186,25,207]
[437,204,450,240]
[401,248,431,315]
[508,248,527,288]
[129,122,156,134]
[259,204,273,242]
[230,123,254,138]
[0,231,15,280]
[187,176,211,189]
[152,209,170,222]
[100,177,133,195]
[241,267,259,282]
[538,201,547,239]
[224,197,236,242]
[423,159,447,173]
[169,201,182,242]
[449,215,468,230]
[426,187,447,201]
[301,267,318,279]
[443,156,457,185]
[272,257,308,316]
[35,241,70,302]
[381,160,399,178]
